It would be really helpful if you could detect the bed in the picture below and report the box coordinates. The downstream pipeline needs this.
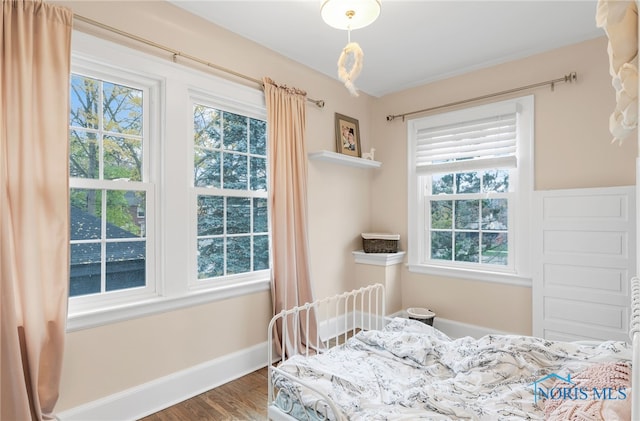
[267,279,640,420]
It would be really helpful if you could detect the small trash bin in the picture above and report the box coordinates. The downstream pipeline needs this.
[407,307,435,326]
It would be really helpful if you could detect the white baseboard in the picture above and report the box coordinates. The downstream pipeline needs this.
[56,316,513,421]
[388,310,514,339]
[434,317,514,338]
[56,341,268,421]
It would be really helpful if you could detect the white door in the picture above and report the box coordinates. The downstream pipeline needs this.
[532,186,635,342]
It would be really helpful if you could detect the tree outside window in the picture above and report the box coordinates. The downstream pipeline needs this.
[193,104,269,280]
[69,74,148,297]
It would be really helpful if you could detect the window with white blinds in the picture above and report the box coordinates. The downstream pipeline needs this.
[415,111,517,174]
[414,104,517,174]
[407,95,533,285]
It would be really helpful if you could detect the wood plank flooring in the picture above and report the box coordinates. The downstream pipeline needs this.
[139,367,269,421]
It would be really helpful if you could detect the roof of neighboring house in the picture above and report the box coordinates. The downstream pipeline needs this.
[70,206,145,265]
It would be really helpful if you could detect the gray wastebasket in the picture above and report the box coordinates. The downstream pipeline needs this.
[407,307,435,326]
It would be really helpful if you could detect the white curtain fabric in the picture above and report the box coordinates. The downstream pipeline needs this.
[262,77,319,357]
[1,1,72,419]
[596,0,638,144]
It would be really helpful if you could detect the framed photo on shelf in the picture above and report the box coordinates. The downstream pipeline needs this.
[334,113,361,158]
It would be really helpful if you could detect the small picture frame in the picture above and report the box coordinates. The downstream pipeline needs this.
[334,113,361,158]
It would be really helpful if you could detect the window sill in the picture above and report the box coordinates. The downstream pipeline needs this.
[66,278,271,332]
[407,264,531,287]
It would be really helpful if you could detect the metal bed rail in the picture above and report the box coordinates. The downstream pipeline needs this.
[630,276,640,421]
[267,284,386,420]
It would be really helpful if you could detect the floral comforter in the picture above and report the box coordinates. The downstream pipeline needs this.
[274,318,631,420]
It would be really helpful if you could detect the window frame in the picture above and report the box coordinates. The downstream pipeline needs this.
[68,57,160,316]
[407,95,534,286]
[189,91,270,292]
[67,31,270,332]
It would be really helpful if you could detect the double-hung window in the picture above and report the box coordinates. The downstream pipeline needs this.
[407,95,533,284]
[191,98,269,288]
[68,63,158,314]
[67,31,270,330]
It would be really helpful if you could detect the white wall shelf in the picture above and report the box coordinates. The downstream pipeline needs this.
[308,150,381,169]
[352,250,406,266]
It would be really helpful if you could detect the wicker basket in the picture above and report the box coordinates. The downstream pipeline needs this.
[361,233,400,253]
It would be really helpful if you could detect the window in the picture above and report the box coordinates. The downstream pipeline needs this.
[69,68,157,308]
[67,31,270,330]
[407,96,533,285]
[192,102,269,284]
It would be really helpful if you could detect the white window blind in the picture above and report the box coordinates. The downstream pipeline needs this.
[416,111,518,174]
[407,95,533,285]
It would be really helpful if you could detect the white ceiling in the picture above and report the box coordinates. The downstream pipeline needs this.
[169,1,604,97]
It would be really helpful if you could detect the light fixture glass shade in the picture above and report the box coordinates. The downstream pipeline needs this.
[321,0,381,30]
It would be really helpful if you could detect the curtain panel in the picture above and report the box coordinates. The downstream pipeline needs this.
[1,1,72,419]
[263,77,318,357]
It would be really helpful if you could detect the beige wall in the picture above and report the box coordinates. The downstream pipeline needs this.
[60,292,271,409]
[370,36,637,335]
[54,0,375,411]
[53,0,637,412]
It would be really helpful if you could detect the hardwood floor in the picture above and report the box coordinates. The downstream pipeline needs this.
[139,367,269,421]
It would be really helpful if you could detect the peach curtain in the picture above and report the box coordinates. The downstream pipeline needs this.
[263,77,318,356]
[1,1,72,419]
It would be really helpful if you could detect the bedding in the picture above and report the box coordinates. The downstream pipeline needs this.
[272,318,632,420]
[545,361,631,420]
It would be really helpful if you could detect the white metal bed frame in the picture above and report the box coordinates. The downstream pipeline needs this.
[630,276,640,421]
[268,279,640,421]
[267,283,386,421]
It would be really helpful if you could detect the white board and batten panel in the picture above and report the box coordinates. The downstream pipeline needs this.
[532,186,635,342]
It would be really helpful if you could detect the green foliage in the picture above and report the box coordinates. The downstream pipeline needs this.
[193,103,269,280]
[106,190,141,236]
[69,75,145,297]
[430,201,452,229]
[70,80,271,287]
[430,169,509,266]
[70,75,144,241]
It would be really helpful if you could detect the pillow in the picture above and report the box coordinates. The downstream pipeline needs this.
[545,361,631,421]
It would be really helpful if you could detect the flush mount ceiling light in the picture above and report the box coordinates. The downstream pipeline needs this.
[321,0,381,30]
[321,0,381,97]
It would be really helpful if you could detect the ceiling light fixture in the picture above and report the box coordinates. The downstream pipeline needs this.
[321,0,381,96]
[321,0,381,30]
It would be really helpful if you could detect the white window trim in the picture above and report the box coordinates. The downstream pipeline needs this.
[68,61,161,315]
[66,279,270,332]
[407,95,534,287]
[188,91,269,291]
[68,31,270,331]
